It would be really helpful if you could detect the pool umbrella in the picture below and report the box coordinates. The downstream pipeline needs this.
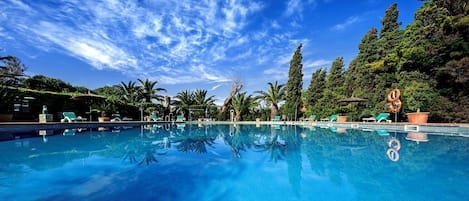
[72,91,106,121]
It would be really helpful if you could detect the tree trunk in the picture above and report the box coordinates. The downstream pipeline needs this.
[221,81,243,113]
[235,112,241,121]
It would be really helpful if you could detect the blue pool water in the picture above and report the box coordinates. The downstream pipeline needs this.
[0,124,468,201]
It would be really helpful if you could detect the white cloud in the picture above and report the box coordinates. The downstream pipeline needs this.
[271,20,281,29]
[332,16,360,31]
[211,84,223,90]
[190,64,231,83]
[304,59,331,68]
[29,21,137,71]
[263,66,288,81]
[8,0,31,11]
[285,0,303,17]
[0,0,267,83]
[2,0,328,88]
[284,0,317,17]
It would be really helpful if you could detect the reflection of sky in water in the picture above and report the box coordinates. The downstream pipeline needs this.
[0,124,468,201]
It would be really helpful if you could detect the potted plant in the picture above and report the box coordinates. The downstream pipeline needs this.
[404,81,436,124]
[336,105,352,122]
[96,101,114,122]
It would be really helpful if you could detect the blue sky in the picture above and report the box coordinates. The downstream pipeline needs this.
[0,0,423,104]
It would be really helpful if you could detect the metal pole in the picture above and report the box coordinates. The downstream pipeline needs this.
[140,102,143,121]
[89,105,92,122]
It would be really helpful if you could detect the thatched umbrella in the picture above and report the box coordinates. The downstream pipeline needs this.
[72,91,106,121]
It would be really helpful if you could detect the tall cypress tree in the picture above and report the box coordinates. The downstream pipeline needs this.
[359,27,380,64]
[284,44,304,119]
[379,3,402,72]
[345,27,380,98]
[306,68,326,106]
[326,57,345,90]
[380,3,400,37]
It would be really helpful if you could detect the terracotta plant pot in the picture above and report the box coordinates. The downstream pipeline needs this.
[0,114,13,122]
[98,117,110,122]
[337,116,348,122]
[407,112,429,124]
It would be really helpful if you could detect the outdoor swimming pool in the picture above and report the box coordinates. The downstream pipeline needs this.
[0,123,468,201]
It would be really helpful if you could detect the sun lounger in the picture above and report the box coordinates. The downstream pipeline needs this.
[122,117,133,121]
[320,115,338,122]
[362,113,391,123]
[273,116,281,121]
[61,112,87,122]
[111,114,121,122]
[150,114,159,121]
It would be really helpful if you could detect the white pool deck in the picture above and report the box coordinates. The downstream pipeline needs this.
[0,120,468,137]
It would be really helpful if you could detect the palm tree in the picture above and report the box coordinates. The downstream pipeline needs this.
[119,81,142,105]
[193,89,216,118]
[254,81,286,119]
[231,92,254,121]
[173,90,194,118]
[194,89,215,106]
[137,78,166,103]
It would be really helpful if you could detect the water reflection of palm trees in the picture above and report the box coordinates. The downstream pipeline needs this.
[122,149,138,164]
[140,149,158,165]
[254,132,287,162]
[222,125,257,158]
[121,132,167,165]
[175,137,216,153]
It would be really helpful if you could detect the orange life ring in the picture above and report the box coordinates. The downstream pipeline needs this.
[387,148,400,162]
[387,89,401,102]
[389,99,402,112]
[388,138,401,151]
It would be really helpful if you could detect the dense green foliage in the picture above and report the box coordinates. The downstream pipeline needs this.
[22,75,87,93]
[306,1,469,122]
[0,54,27,113]
[0,55,26,86]
[284,44,304,120]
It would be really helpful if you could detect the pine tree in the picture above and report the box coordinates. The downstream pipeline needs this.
[284,44,304,120]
